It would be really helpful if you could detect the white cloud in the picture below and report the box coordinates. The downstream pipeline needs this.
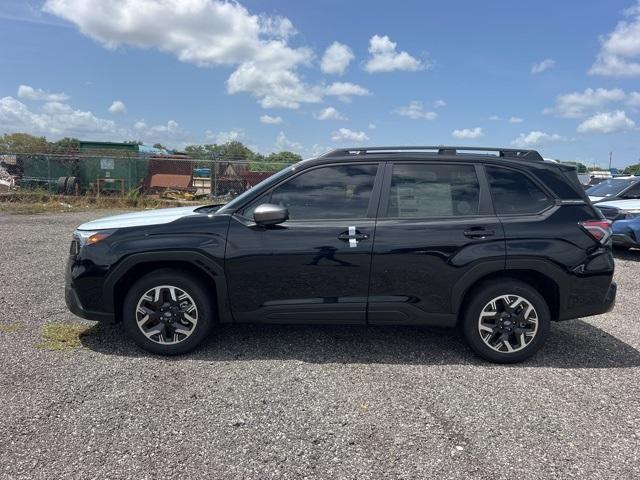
[134,119,192,145]
[452,127,484,139]
[275,131,303,152]
[395,101,437,120]
[307,144,332,157]
[511,131,568,148]
[368,123,376,129]
[548,87,628,118]
[208,128,246,144]
[314,107,346,121]
[576,110,636,134]
[531,58,555,74]
[488,115,500,121]
[364,34,425,73]
[17,84,69,102]
[331,128,369,143]
[434,99,447,108]
[108,100,127,114]
[260,114,283,124]
[590,3,640,76]
[320,41,354,75]
[44,0,321,109]
[628,91,640,107]
[0,96,116,138]
[324,82,371,102]
[509,116,524,123]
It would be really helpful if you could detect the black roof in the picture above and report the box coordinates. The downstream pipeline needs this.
[320,146,544,163]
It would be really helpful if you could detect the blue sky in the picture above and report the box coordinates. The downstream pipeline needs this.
[0,0,639,167]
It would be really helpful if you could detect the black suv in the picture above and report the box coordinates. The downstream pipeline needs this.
[65,146,616,363]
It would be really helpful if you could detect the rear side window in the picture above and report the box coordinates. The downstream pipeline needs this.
[486,166,554,215]
[387,164,480,217]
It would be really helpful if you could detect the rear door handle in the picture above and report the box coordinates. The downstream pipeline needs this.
[463,228,495,239]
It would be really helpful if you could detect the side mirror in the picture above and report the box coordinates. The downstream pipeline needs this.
[253,203,289,226]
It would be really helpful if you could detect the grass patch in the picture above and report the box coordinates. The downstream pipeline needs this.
[0,190,201,215]
[0,321,23,333]
[37,322,91,351]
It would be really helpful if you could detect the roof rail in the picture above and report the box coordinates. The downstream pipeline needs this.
[320,146,544,162]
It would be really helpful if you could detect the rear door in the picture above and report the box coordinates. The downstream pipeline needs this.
[368,161,505,325]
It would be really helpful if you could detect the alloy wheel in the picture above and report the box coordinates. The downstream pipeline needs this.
[135,285,198,345]
[477,294,539,353]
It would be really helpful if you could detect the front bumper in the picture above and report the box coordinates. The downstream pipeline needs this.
[65,284,114,322]
[65,256,114,323]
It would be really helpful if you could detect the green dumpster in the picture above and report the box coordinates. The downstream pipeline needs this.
[77,141,148,193]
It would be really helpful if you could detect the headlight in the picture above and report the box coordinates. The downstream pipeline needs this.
[74,229,114,247]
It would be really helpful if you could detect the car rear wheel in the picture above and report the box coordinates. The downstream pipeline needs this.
[123,269,214,355]
[462,279,550,363]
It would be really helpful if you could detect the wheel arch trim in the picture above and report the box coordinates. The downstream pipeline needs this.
[103,250,231,323]
[451,259,565,320]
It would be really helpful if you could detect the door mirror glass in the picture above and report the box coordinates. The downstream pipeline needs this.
[253,203,289,225]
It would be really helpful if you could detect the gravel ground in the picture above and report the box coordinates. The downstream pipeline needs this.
[1,210,639,479]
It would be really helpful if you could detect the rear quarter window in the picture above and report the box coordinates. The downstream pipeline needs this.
[486,166,554,215]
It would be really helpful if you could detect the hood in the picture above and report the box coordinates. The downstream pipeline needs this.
[595,199,640,211]
[77,205,205,231]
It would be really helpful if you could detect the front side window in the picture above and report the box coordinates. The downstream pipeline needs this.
[486,166,553,215]
[387,164,480,217]
[269,164,378,220]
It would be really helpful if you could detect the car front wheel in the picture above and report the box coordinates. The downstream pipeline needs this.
[462,279,550,363]
[123,269,214,355]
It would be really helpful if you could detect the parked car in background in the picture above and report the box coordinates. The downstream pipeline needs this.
[65,146,616,363]
[587,176,640,203]
[597,198,640,250]
[194,167,211,177]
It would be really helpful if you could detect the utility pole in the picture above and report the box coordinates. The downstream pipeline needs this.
[608,151,612,171]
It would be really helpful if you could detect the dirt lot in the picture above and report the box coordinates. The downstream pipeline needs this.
[1,210,639,479]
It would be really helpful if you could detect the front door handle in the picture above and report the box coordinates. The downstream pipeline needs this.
[463,228,495,239]
[338,232,369,241]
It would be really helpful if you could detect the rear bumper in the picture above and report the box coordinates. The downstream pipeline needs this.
[559,280,616,320]
[599,281,617,314]
[612,233,639,248]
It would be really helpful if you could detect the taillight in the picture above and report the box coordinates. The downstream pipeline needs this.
[579,219,612,244]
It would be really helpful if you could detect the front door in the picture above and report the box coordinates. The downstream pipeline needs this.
[225,163,383,324]
[369,162,505,325]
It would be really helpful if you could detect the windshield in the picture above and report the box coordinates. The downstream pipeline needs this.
[218,163,298,213]
[587,178,637,197]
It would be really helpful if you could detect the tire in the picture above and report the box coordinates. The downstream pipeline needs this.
[65,176,79,195]
[56,176,67,194]
[461,279,550,363]
[123,269,215,355]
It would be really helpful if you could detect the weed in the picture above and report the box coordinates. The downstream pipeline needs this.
[0,321,23,333]
[37,322,91,351]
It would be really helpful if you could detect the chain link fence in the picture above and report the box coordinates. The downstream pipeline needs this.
[0,149,292,200]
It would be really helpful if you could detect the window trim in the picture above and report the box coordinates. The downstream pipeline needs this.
[236,162,384,222]
[378,161,490,220]
[482,164,557,217]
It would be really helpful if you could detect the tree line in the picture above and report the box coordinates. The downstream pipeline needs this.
[2,132,638,174]
[0,133,302,172]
